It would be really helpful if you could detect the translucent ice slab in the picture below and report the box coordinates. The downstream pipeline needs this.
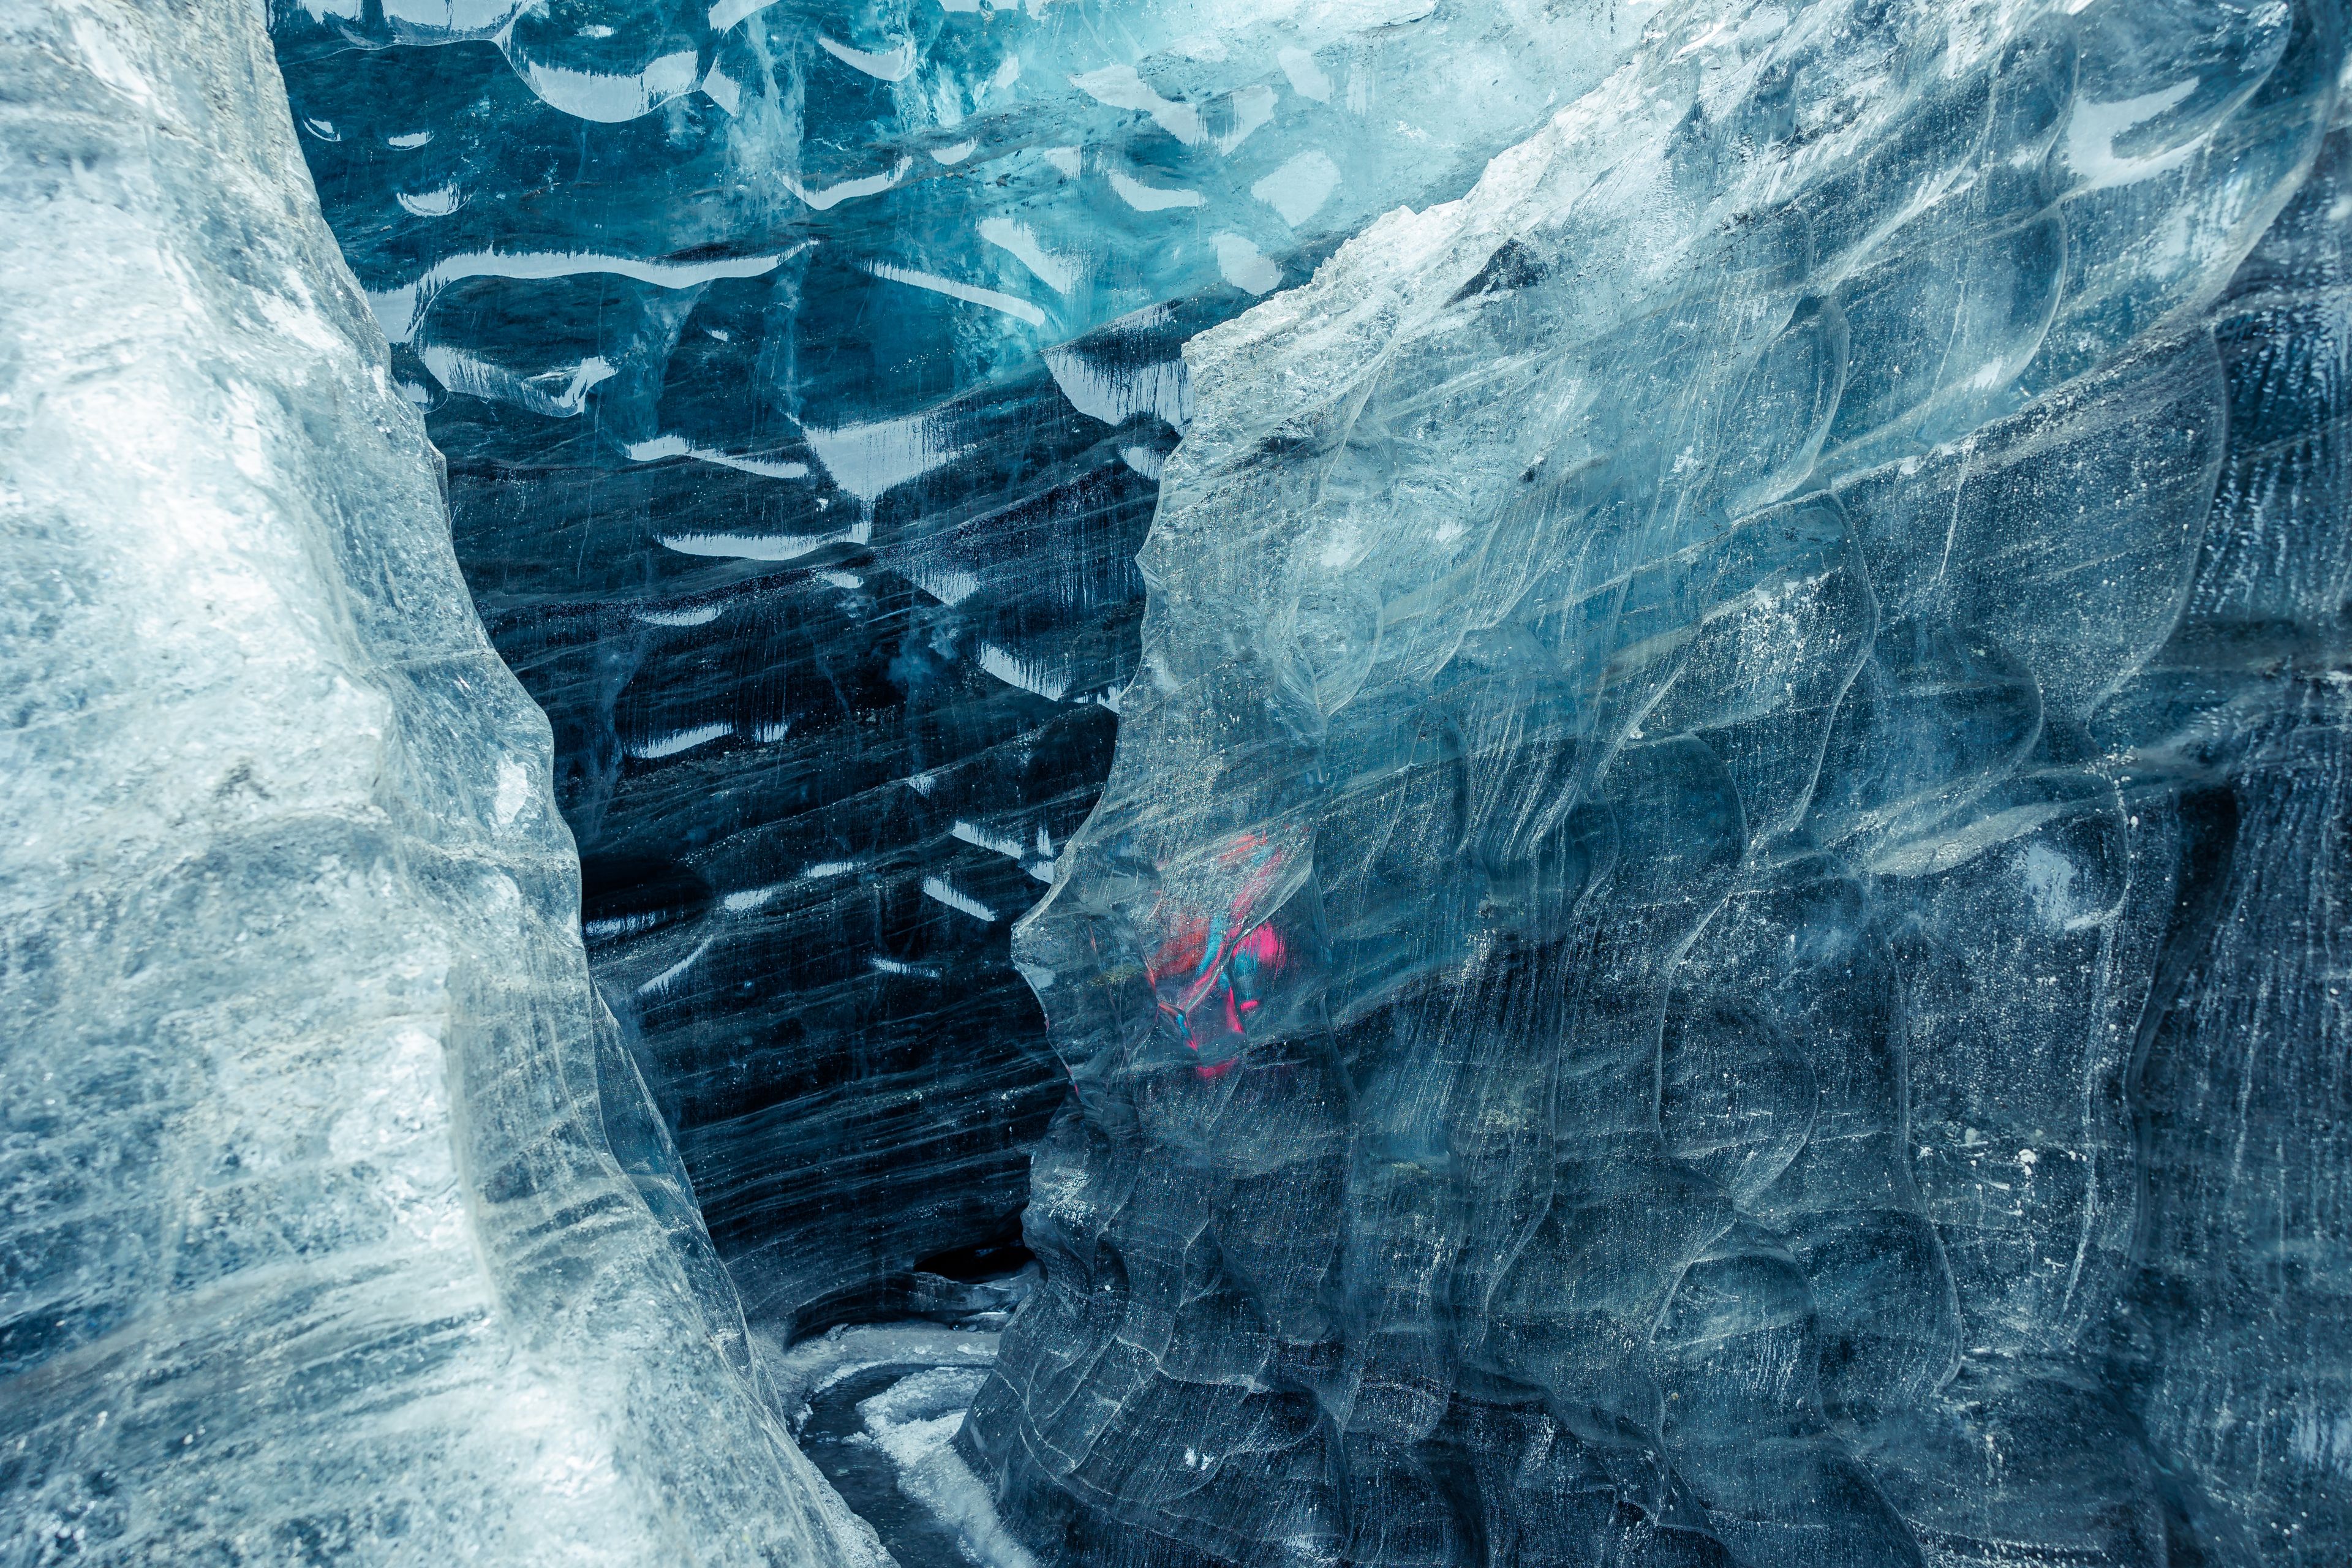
[0,3,875,1561]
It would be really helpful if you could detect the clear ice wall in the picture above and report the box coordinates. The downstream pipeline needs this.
[0,2,873,1561]
[970,2,2352,1566]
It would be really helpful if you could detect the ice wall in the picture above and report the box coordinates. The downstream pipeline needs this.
[0,2,873,1561]
[971,1,2352,1565]
[263,0,1651,1336]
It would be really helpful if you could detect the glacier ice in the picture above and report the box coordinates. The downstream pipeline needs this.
[965,2,2352,1567]
[6,0,2348,1560]
[262,0,1651,1339]
[0,2,873,1561]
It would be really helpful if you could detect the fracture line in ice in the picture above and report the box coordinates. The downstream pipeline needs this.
[804,410,971,503]
[421,346,611,416]
[922,876,997,922]
[635,604,725,627]
[1251,150,1340,225]
[396,183,467,217]
[370,244,806,344]
[784,158,915,212]
[864,260,1048,326]
[819,34,916,82]
[518,51,702,123]
[2064,80,2206,194]
[1106,168,1206,211]
[638,935,715,997]
[952,820,1030,860]
[625,435,810,478]
[627,722,734,759]
[978,643,1071,701]
[658,524,871,560]
[707,0,777,31]
[1069,64,1207,146]
[978,217,1079,295]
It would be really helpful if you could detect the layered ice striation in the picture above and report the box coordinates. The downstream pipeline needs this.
[971,2,2352,1566]
[264,0,1651,1333]
[0,2,874,1561]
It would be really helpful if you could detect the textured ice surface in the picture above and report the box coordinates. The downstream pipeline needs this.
[0,2,873,1561]
[20,0,2345,1559]
[265,0,1649,1336]
[968,2,2352,1566]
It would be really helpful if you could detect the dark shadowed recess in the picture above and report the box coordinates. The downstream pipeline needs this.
[448,345,1177,1335]
[265,21,1262,1343]
[464,352,1155,1335]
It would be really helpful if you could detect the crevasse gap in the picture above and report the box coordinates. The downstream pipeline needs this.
[260,0,1645,1353]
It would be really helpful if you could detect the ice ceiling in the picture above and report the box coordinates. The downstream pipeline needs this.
[2,0,2348,1564]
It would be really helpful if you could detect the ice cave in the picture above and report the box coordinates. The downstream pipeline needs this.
[4,0,2350,1562]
